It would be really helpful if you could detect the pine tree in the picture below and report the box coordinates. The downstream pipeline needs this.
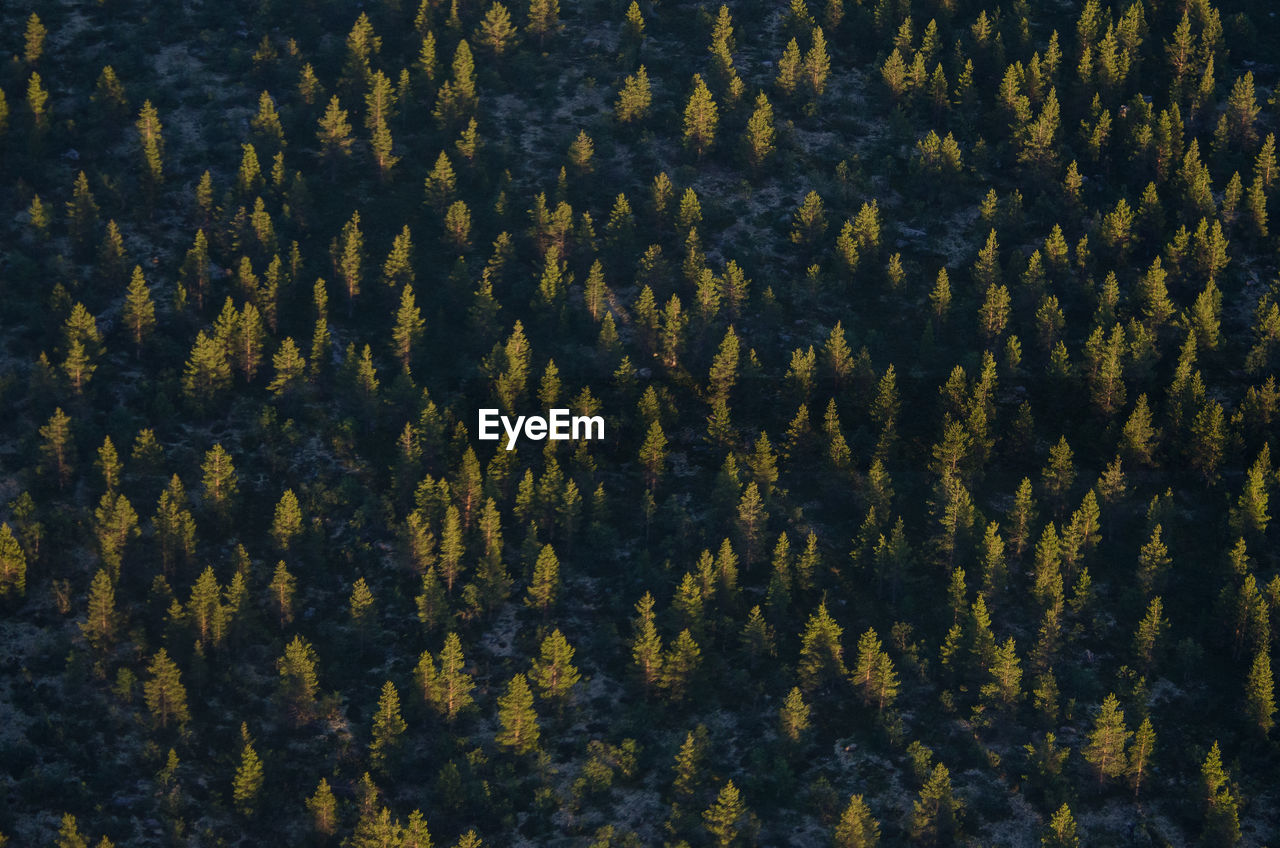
[703,781,748,848]
[67,171,100,247]
[778,39,803,97]
[392,285,427,370]
[232,725,264,815]
[531,628,581,710]
[496,673,540,754]
[39,407,74,488]
[1133,596,1167,671]
[615,66,652,123]
[317,96,354,162]
[24,13,47,65]
[0,523,25,600]
[79,569,115,649]
[269,489,303,551]
[803,27,831,98]
[349,577,376,628]
[121,267,156,355]
[639,421,667,490]
[424,151,457,209]
[94,492,139,580]
[1245,647,1275,735]
[27,71,49,133]
[478,2,519,55]
[182,332,232,409]
[335,211,364,307]
[1042,803,1078,847]
[1084,694,1130,781]
[631,592,664,692]
[267,338,306,396]
[370,119,398,178]
[277,635,319,721]
[683,75,719,157]
[779,686,811,743]
[834,794,879,847]
[428,632,475,719]
[149,476,193,573]
[526,0,561,46]
[61,339,95,395]
[791,191,827,246]
[144,648,190,729]
[56,814,90,848]
[525,543,560,615]
[201,444,239,520]
[1201,742,1241,846]
[269,562,297,628]
[982,637,1023,708]
[370,680,407,770]
[1229,449,1271,538]
[1127,716,1156,795]
[307,779,338,837]
[798,602,845,690]
[911,764,960,844]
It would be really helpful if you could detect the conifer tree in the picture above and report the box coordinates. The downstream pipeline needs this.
[39,407,74,488]
[269,562,297,628]
[182,332,232,409]
[144,648,190,730]
[121,267,156,354]
[1042,803,1078,848]
[798,602,845,690]
[201,444,239,520]
[277,635,319,721]
[778,39,803,97]
[232,726,264,816]
[803,28,830,98]
[56,814,89,848]
[639,421,667,490]
[94,492,139,580]
[911,764,960,844]
[27,72,49,134]
[779,687,811,744]
[317,96,354,163]
[425,152,457,209]
[1084,694,1130,782]
[683,75,719,158]
[392,285,426,370]
[270,489,303,551]
[616,66,652,123]
[1201,742,1241,846]
[833,793,880,847]
[67,171,100,248]
[525,543,560,615]
[24,13,47,65]
[370,680,407,770]
[1245,647,1275,735]
[1127,716,1156,795]
[496,673,540,754]
[307,779,338,837]
[267,338,306,396]
[79,569,115,650]
[531,628,581,710]
[703,781,748,848]
[349,577,375,629]
[152,475,195,573]
[424,633,475,720]
[478,3,519,55]
[526,0,561,46]
[631,592,664,692]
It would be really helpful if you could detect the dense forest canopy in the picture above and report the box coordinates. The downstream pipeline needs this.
[0,0,1279,844]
